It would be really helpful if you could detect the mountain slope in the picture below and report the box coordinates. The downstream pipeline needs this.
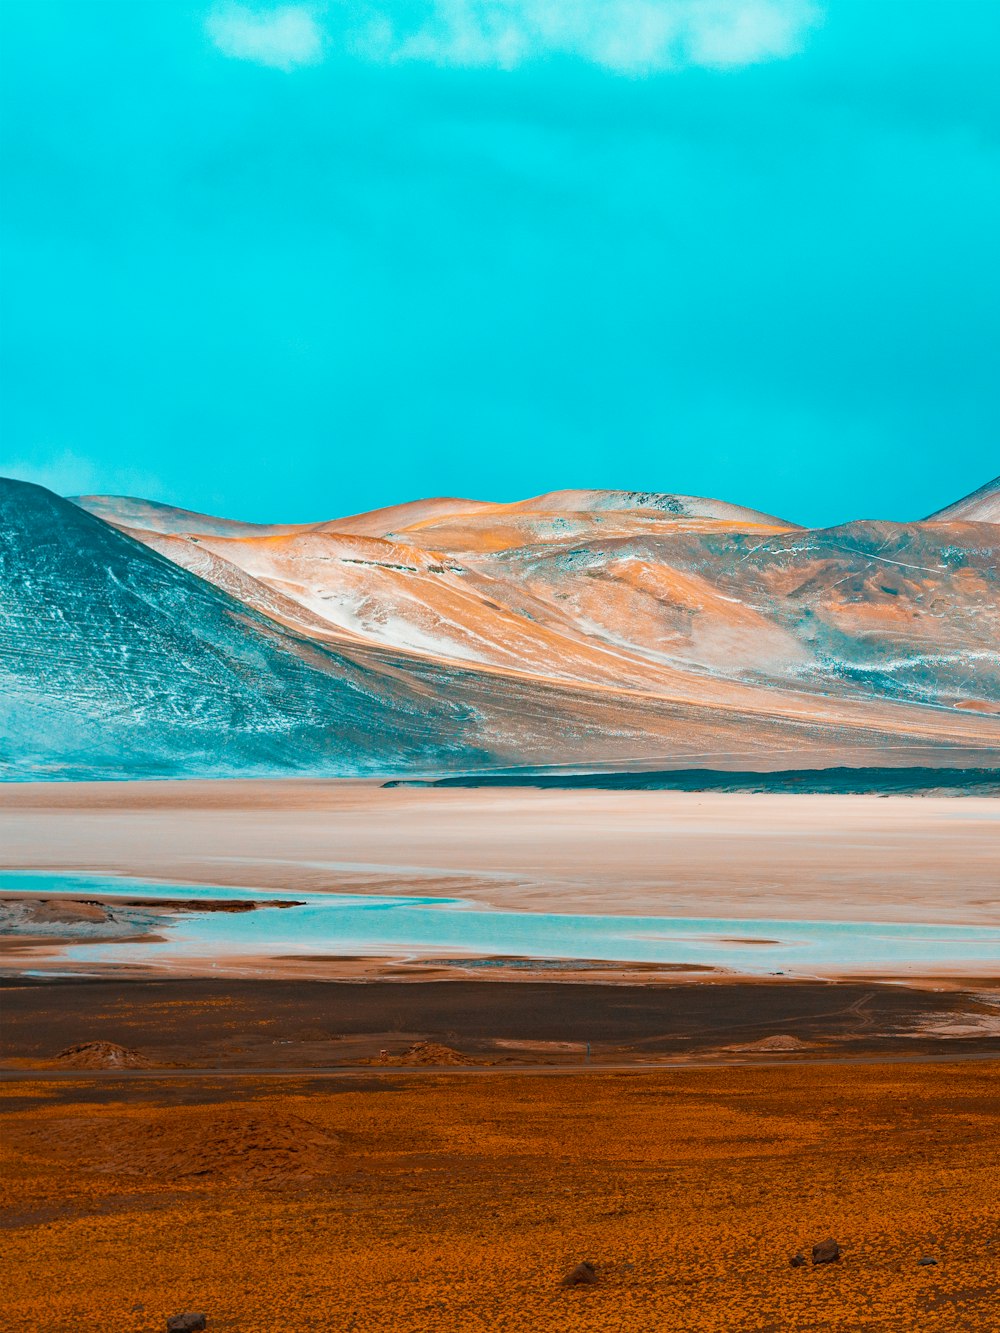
[508,489,796,525]
[475,519,1000,709]
[71,494,309,539]
[0,480,492,777]
[4,478,999,779]
[927,475,1000,524]
[105,486,1000,715]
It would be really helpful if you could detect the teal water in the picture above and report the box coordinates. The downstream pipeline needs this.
[3,872,999,976]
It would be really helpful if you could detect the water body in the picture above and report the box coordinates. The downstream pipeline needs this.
[388,766,1000,795]
[2,872,999,977]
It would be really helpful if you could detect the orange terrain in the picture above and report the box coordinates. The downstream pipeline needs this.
[3,1062,998,1331]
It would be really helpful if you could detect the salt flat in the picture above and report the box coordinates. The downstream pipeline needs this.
[2,783,997,937]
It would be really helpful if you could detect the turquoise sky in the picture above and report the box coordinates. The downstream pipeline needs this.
[1,1,997,526]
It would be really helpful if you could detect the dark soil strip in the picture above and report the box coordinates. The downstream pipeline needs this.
[2,978,996,1070]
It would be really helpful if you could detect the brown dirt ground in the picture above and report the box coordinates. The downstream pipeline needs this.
[3,1062,998,1332]
[3,977,999,1070]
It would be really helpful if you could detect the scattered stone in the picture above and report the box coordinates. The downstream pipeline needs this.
[789,1252,806,1268]
[166,1315,206,1332]
[811,1239,841,1265]
[129,1303,145,1313]
[917,1256,938,1266]
[562,1261,598,1287]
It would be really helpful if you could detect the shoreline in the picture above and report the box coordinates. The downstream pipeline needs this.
[3,885,1000,985]
[3,783,998,986]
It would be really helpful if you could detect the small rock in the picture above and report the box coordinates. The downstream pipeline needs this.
[812,1239,841,1265]
[129,1304,145,1313]
[562,1261,598,1287]
[917,1256,938,1266]
[166,1316,207,1332]
[789,1252,806,1268]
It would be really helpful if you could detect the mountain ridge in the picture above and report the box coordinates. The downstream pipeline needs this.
[4,474,999,779]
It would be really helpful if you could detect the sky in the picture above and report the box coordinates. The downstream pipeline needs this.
[1,0,997,527]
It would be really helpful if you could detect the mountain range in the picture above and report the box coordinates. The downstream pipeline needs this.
[2,474,998,779]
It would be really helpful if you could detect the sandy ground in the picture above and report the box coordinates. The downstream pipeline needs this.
[2,782,999,931]
[3,1062,998,1332]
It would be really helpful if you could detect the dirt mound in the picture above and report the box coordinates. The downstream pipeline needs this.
[128,1109,341,1181]
[56,1041,152,1068]
[730,1035,810,1053]
[380,1041,475,1066]
[16,1106,342,1184]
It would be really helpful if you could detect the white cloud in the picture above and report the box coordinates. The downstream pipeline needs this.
[206,4,325,71]
[201,0,821,76]
[355,0,822,74]
[684,0,819,67]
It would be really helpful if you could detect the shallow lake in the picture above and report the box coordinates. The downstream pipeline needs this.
[3,871,1000,977]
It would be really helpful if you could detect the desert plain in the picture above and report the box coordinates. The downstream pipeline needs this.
[3,1064,999,1331]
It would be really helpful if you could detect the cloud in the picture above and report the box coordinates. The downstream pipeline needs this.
[206,4,325,70]
[201,0,821,75]
[354,0,823,73]
[684,0,820,67]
